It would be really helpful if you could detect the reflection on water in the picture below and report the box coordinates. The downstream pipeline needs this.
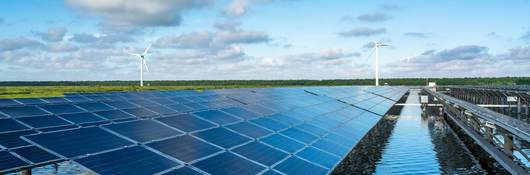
[374,90,484,174]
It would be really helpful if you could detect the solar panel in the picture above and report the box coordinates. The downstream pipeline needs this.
[75,146,179,175]
[166,104,194,113]
[59,113,105,124]
[0,150,29,173]
[260,134,305,153]
[0,119,29,133]
[193,110,241,126]
[250,117,289,132]
[273,156,328,175]
[103,101,138,109]
[38,104,84,115]
[162,167,203,175]
[14,98,47,105]
[0,86,407,174]
[0,130,37,148]
[147,135,221,163]
[226,122,271,139]
[75,102,114,112]
[193,152,266,175]
[312,139,350,157]
[122,108,158,118]
[104,120,182,143]
[17,115,72,128]
[0,106,50,118]
[232,141,288,166]
[192,127,250,148]
[24,127,134,158]
[296,146,340,169]
[280,127,319,144]
[144,105,178,115]
[0,99,21,107]
[220,107,260,120]
[156,114,215,132]
[12,146,61,164]
[94,110,136,120]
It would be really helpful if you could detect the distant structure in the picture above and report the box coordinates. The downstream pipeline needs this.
[369,41,389,86]
[126,44,152,87]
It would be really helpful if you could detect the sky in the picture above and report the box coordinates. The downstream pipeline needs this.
[0,0,529,81]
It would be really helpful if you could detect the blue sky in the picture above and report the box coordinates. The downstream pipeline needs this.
[0,0,529,81]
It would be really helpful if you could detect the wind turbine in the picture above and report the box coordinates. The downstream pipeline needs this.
[126,44,151,87]
[368,41,389,86]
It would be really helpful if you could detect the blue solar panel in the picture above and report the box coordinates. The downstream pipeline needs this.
[25,127,134,158]
[0,86,406,174]
[17,115,72,128]
[39,104,84,114]
[295,123,329,136]
[226,122,271,139]
[163,167,202,175]
[0,150,29,173]
[147,135,221,163]
[59,113,105,124]
[192,127,250,148]
[274,156,328,175]
[0,119,29,133]
[37,125,78,133]
[103,101,138,109]
[0,99,21,107]
[312,139,350,157]
[0,130,37,148]
[269,113,303,126]
[220,107,260,120]
[42,97,70,103]
[129,99,160,107]
[122,108,158,118]
[250,117,288,131]
[12,146,61,164]
[260,134,305,153]
[144,105,178,115]
[262,170,283,175]
[14,98,47,105]
[233,141,288,166]
[75,102,114,112]
[296,147,340,169]
[193,110,241,126]
[75,146,179,175]
[183,103,208,111]
[0,106,50,118]
[94,110,136,120]
[165,104,193,113]
[156,114,215,132]
[193,152,266,175]
[104,120,182,143]
[280,128,319,144]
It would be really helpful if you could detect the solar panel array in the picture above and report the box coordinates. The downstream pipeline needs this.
[0,86,407,175]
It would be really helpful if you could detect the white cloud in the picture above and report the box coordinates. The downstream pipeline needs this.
[66,0,212,32]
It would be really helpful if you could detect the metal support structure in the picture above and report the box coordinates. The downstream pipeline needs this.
[424,88,530,174]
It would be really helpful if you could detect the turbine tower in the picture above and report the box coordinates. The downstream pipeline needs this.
[372,41,388,86]
[127,44,151,87]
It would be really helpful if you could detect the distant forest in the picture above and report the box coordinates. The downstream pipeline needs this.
[1,77,529,86]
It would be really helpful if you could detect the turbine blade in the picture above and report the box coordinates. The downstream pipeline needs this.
[143,59,149,72]
[128,53,141,57]
[366,47,376,59]
[143,44,152,55]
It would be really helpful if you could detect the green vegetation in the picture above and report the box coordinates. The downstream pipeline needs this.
[0,77,528,98]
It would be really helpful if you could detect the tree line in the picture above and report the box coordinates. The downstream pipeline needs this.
[0,77,528,86]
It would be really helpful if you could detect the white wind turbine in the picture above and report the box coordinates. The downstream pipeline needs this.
[126,44,151,87]
[367,41,389,86]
